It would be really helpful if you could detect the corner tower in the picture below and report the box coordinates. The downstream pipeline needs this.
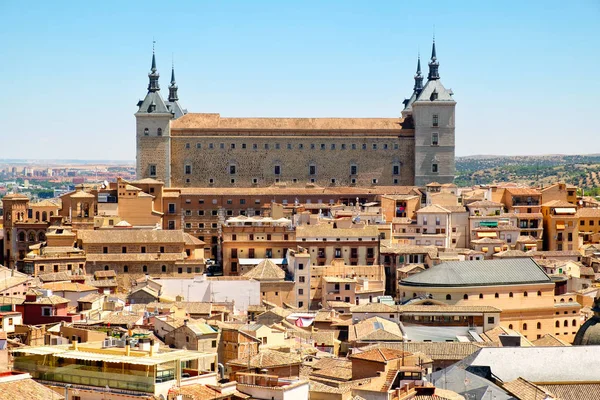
[411,39,456,187]
[135,48,177,186]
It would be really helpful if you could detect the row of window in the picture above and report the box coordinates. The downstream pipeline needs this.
[184,163,403,177]
[102,246,165,254]
[439,291,544,300]
[507,320,577,331]
[18,231,45,242]
[143,128,162,136]
[101,265,201,274]
[184,142,402,151]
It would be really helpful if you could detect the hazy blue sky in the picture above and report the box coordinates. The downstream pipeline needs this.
[1,1,598,160]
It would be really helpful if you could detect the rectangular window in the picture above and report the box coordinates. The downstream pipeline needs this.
[122,246,127,254]
[320,144,326,150]
[372,143,377,150]
[185,164,192,175]
[168,203,176,214]
[168,220,175,230]
[248,248,255,258]
[209,143,214,149]
[149,165,157,176]
[432,163,438,173]
[220,143,225,149]
[432,132,439,146]
[275,143,280,149]
[196,143,201,149]
[433,114,439,127]
[230,165,236,174]
[393,165,400,175]
[298,263,304,270]
[350,165,357,175]
[299,276,305,283]
[274,165,281,175]
[309,165,316,175]
[231,143,236,149]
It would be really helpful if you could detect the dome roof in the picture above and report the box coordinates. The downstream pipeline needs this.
[574,317,600,345]
[574,298,600,345]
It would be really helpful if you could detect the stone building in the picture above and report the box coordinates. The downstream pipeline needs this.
[1,194,55,269]
[136,41,455,189]
[76,229,205,276]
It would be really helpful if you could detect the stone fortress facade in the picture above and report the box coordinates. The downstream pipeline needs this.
[136,40,455,188]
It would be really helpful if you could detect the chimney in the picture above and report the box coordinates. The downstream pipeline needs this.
[149,339,155,356]
[71,339,78,351]
[125,338,131,356]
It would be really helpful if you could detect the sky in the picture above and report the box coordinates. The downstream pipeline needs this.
[1,0,599,160]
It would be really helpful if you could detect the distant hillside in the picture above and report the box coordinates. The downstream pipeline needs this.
[456,154,600,194]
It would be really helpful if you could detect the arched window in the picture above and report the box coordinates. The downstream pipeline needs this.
[463,294,469,300]
[555,321,560,328]
[446,294,451,300]
[564,320,568,327]
[508,324,513,329]
[572,319,577,326]
[144,128,149,136]
[104,265,109,271]
[479,293,483,299]
[143,265,148,273]
[524,291,528,297]
[42,211,47,221]
[560,298,565,303]
[50,211,54,216]
[537,291,542,297]
[537,322,541,329]
[412,293,417,298]
[522,323,527,331]
[495,293,499,298]
[35,211,40,220]
[568,298,573,302]
[509,292,513,298]
[18,232,25,242]
[157,128,162,136]
[28,232,36,242]
[38,232,45,241]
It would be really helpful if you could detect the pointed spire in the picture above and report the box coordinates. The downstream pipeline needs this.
[168,61,179,102]
[427,37,440,81]
[148,42,160,92]
[413,54,424,94]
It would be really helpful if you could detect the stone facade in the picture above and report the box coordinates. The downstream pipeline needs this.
[135,42,455,189]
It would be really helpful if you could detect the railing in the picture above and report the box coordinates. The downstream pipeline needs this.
[13,360,155,393]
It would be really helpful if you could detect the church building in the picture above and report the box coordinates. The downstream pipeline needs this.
[135,40,455,188]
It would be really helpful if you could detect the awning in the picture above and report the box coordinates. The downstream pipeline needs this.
[477,232,498,238]
[482,247,489,252]
[525,244,536,248]
[554,208,576,214]
[556,223,565,230]
[494,247,502,252]
[479,221,498,228]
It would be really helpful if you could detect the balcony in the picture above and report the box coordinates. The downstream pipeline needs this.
[14,360,154,393]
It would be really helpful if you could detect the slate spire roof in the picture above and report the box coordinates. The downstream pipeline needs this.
[413,55,424,94]
[136,47,172,115]
[168,63,179,102]
[428,37,440,80]
[148,47,160,93]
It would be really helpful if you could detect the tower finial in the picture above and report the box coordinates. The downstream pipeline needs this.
[427,36,440,81]
[413,53,423,94]
[168,56,179,102]
[148,41,160,92]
